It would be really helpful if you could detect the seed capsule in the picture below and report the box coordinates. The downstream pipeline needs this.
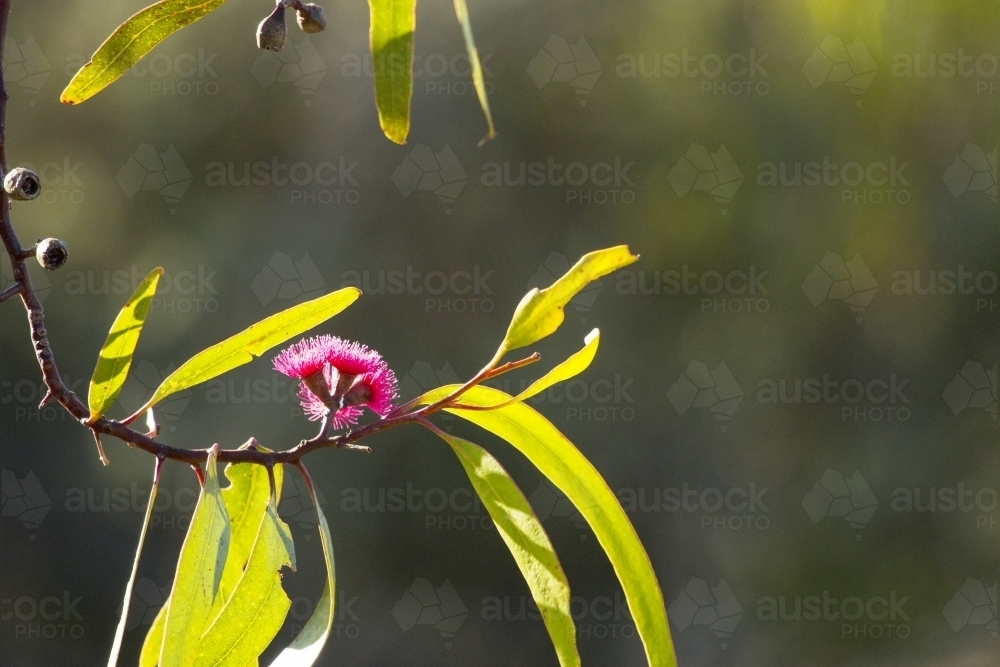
[257,4,287,51]
[36,238,68,271]
[296,3,327,33]
[4,167,41,201]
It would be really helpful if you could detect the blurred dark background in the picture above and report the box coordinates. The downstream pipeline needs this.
[0,0,998,665]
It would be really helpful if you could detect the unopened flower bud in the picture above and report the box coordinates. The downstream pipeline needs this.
[4,167,41,201]
[296,3,327,33]
[36,238,68,271]
[257,4,287,52]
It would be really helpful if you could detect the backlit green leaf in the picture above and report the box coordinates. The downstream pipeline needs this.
[429,428,578,667]
[512,329,600,404]
[160,446,230,667]
[61,0,228,104]
[419,385,677,667]
[193,501,294,667]
[139,605,167,667]
[134,288,361,418]
[451,0,496,143]
[88,268,162,424]
[369,0,415,144]
[501,247,638,354]
[266,467,335,667]
[107,460,162,667]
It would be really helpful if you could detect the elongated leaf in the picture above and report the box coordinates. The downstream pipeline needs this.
[501,247,638,354]
[419,386,677,667]
[140,459,286,667]
[88,268,162,424]
[212,460,287,620]
[139,605,167,667]
[135,288,360,418]
[266,468,335,667]
[62,0,228,104]
[511,329,599,404]
[194,501,295,667]
[430,428,578,667]
[451,0,496,143]
[107,460,162,667]
[369,0,415,144]
[161,447,231,667]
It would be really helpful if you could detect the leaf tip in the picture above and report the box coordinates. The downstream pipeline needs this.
[584,329,600,344]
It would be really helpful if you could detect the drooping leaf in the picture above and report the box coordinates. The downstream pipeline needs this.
[160,447,231,667]
[193,501,295,667]
[369,0,415,144]
[451,0,496,144]
[88,268,162,424]
[212,459,287,620]
[107,459,162,667]
[501,247,638,354]
[139,605,167,667]
[61,0,228,104]
[266,467,335,667]
[133,288,361,419]
[429,428,578,667]
[419,385,677,667]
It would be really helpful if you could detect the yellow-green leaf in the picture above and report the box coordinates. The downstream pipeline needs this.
[419,386,677,667]
[135,288,360,418]
[266,467,335,667]
[429,428,578,667]
[451,0,496,144]
[161,446,230,667]
[369,0,415,144]
[88,268,162,424]
[501,247,638,354]
[61,0,228,104]
[194,501,295,667]
[107,460,162,667]
[515,329,599,403]
[139,605,167,667]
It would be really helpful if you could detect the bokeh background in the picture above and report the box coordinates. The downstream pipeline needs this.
[0,0,998,665]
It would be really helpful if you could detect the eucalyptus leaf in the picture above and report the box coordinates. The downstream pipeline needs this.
[62,0,228,104]
[419,385,677,667]
[430,428,578,667]
[451,0,496,143]
[134,288,360,419]
[88,268,162,423]
[368,0,415,144]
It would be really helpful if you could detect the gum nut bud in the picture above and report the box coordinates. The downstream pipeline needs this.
[4,167,41,201]
[36,238,68,271]
[297,4,327,33]
[257,5,287,51]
